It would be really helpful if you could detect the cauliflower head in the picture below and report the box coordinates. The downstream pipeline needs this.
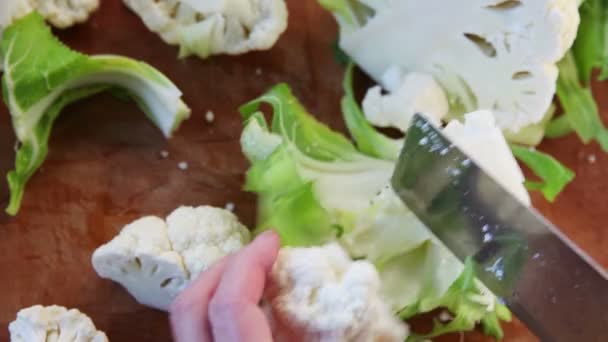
[9,305,108,342]
[167,205,251,279]
[91,216,190,311]
[444,110,530,205]
[266,243,409,342]
[123,0,288,59]
[331,0,580,133]
[362,69,449,131]
[92,206,250,311]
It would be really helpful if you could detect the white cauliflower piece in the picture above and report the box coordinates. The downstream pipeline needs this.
[362,70,449,131]
[0,0,99,71]
[123,0,288,59]
[167,205,251,279]
[33,0,100,29]
[443,110,531,205]
[266,243,408,342]
[91,216,190,311]
[333,0,580,133]
[92,206,250,311]
[9,305,108,342]
[0,0,98,30]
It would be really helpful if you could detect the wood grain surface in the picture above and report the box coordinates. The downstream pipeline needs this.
[0,1,605,341]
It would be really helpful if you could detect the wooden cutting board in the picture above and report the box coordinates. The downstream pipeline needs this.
[0,1,606,341]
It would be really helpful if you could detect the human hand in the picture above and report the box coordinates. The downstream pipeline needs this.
[169,231,281,342]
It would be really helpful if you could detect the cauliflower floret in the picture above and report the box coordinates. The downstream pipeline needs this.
[362,69,449,131]
[91,216,190,311]
[9,305,108,342]
[0,0,98,29]
[167,205,251,279]
[266,243,409,342]
[33,0,100,29]
[92,206,250,311]
[123,0,288,59]
[443,110,530,205]
[335,0,580,133]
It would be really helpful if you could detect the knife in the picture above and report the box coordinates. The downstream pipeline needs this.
[391,114,608,342]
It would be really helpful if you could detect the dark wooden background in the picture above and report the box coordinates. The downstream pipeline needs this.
[1,1,606,341]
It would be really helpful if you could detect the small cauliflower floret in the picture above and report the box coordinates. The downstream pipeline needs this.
[266,243,408,342]
[362,69,449,131]
[443,110,530,205]
[167,205,251,279]
[9,305,108,342]
[91,216,189,311]
[123,0,288,59]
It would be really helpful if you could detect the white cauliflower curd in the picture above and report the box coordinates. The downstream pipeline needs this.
[123,0,288,59]
[9,305,108,342]
[265,243,409,342]
[92,205,250,311]
[328,0,580,134]
[444,110,531,205]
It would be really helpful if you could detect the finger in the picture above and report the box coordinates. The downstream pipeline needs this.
[169,256,232,342]
[209,231,281,342]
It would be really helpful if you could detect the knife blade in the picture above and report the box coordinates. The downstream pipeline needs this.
[391,114,608,342]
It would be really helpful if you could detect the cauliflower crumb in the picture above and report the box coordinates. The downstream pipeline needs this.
[160,150,170,159]
[225,202,235,212]
[205,110,215,123]
[256,67,263,76]
[588,154,597,164]
[178,161,189,170]
[438,310,453,322]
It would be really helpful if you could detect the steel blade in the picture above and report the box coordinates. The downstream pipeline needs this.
[391,114,608,342]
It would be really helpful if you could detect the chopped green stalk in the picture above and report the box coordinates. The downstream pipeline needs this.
[1,13,191,215]
[572,0,608,84]
[342,63,402,160]
[405,259,511,341]
[545,115,574,139]
[511,145,575,202]
[6,85,108,215]
[332,39,350,66]
[239,84,391,245]
[556,52,608,151]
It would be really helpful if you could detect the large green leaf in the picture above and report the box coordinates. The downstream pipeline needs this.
[1,13,190,215]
